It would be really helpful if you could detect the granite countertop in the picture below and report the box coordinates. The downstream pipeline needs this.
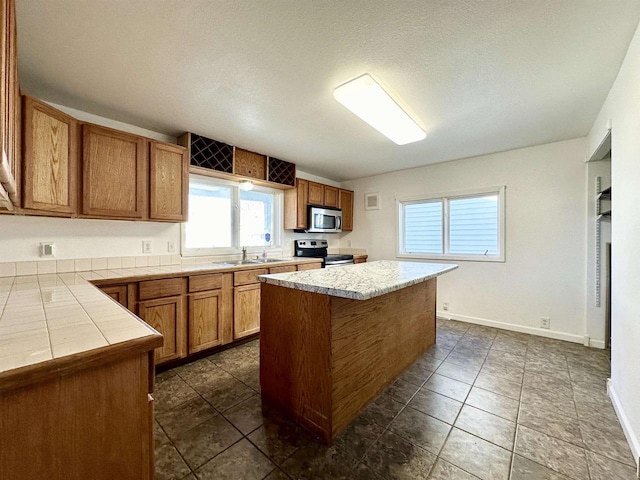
[0,257,321,378]
[258,260,458,300]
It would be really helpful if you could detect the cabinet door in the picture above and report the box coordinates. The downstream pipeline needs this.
[308,181,324,206]
[188,290,224,353]
[339,189,354,231]
[149,141,188,222]
[0,0,19,205]
[234,284,261,339]
[22,97,78,214]
[138,295,186,365]
[82,124,147,218]
[284,178,308,230]
[99,284,128,308]
[324,186,339,208]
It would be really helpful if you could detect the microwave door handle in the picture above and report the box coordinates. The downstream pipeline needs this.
[337,216,342,230]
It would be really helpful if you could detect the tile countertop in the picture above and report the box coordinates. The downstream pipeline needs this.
[258,260,458,300]
[0,257,321,378]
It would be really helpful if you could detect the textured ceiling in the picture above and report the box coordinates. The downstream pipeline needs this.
[16,0,640,181]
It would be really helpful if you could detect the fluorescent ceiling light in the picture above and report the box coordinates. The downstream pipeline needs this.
[333,74,426,145]
[239,180,254,191]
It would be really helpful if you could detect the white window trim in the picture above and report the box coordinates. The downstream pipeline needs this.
[396,185,506,263]
[181,174,283,257]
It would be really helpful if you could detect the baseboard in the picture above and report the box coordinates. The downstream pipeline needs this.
[437,311,588,345]
[589,338,607,349]
[607,379,640,473]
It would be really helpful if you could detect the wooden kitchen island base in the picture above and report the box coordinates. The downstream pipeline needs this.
[259,278,436,443]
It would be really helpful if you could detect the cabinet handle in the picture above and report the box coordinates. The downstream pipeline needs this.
[148,393,154,402]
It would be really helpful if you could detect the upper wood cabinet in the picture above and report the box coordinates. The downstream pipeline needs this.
[0,0,19,208]
[22,97,78,214]
[324,186,339,208]
[82,124,147,219]
[284,178,308,230]
[284,179,355,232]
[233,147,266,180]
[339,189,354,232]
[308,181,324,206]
[149,141,188,222]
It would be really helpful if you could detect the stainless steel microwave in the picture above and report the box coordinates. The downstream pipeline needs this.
[307,206,342,233]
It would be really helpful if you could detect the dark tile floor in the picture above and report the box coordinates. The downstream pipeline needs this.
[153,318,637,480]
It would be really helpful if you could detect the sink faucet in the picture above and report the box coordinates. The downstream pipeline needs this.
[242,246,247,262]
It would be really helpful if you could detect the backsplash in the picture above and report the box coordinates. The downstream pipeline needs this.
[0,250,288,278]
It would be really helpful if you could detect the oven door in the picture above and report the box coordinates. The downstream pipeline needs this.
[324,259,354,268]
[307,207,342,233]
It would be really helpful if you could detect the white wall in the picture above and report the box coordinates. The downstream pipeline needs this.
[0,102,341,262]
[341,138,588,343]
[587,22,640,466]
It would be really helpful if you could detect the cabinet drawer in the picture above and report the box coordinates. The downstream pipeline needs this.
[297,262,322,271]
[234,268,268,286]
[139,278,184,300]
[269,265,296,274]
[189,273,223,293]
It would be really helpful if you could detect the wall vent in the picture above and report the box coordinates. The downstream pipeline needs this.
[365,192,381,210]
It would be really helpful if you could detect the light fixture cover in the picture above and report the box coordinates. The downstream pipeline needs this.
[239,180,254,191]
[333,74,426,145]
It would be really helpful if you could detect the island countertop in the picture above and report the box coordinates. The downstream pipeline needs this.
[258,260,458,300]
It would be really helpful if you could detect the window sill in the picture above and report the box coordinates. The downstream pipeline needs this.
[396,253,505,263]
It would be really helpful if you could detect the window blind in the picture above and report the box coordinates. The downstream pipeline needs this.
[403,200,443,254]
[449,195,499,255]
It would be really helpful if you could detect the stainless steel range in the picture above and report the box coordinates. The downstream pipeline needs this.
[294,239,354,268]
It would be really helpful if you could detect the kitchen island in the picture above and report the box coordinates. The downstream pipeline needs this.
[258,260,457,443]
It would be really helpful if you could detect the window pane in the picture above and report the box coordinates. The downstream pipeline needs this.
[403,201,443,254]
[240,190,274,247]
[184,182,232,248]
[449,195,499,255]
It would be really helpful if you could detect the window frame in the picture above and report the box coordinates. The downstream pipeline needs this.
[181,175,283,257]
[396,186,506,262]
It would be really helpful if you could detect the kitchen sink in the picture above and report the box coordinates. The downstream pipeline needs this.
[213,258,288,266]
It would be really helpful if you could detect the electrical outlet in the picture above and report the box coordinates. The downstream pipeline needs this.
[167,241,176,253]
[142,240,153,254]
[540,316,550,329]
[443,302,449,311]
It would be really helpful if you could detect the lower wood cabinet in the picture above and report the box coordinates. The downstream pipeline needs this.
[297,262,322,271]
[96,262,321,365]
[98,284,128,308]
[188,273,233,354]
[138,295,186,365]
[234,283,261,339]
[0,348,158,480]
[188,290,223,353]
[353,255,368,264]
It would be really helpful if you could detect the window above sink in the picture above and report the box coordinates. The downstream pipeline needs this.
[182,175,283,257]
